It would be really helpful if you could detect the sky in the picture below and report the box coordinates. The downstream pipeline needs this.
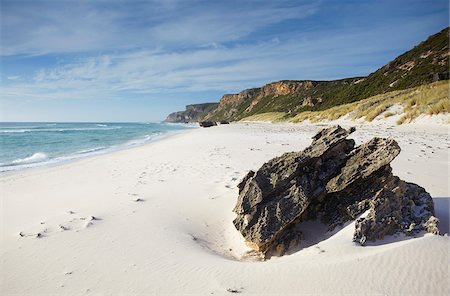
[1,0,448,122]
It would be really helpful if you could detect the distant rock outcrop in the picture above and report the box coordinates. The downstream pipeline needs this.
[233,126,438,257]
[164,103,219,123]
[199,121,217,128]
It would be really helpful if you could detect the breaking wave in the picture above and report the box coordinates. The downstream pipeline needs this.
[11,152,49,165]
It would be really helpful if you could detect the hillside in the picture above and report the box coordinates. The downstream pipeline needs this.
[242,80,449,124]
[166,27,449,123]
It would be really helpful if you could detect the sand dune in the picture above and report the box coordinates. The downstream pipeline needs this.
[1,122,448,295]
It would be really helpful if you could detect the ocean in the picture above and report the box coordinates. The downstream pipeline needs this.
[0,122,194,173]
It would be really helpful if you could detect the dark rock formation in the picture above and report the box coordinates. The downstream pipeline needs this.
[233,126,355,254]
[233,126,438,257]
[165,103,219,123]
[199,121,217,128]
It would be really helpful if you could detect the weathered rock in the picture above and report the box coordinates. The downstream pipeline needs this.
[353,180,437,244]
[233,126,355,254]
[233,125,438,257]
[199,121,217,128]
[320,137,402,228]
[326,137,401,193]
[302,96,323,107]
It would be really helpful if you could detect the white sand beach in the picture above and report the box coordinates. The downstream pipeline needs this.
[1,122,449,295]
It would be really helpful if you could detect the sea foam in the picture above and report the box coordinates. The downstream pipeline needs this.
[0,127,121,133]
[11,152,49,165]
[76,147,107,154]
[0,122,191,173]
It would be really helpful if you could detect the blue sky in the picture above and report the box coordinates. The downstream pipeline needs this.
[1,0,448,122]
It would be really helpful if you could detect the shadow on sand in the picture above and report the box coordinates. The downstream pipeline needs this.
[283,196,449,254]
[433,197,449,235]
[195,197,449,260]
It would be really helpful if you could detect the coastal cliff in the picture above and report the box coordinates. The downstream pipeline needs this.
[166,27,449,123]
[203,79,359,121]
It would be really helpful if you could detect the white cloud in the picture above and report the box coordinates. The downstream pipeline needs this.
[1,0,317,55]
[6,76,20,80]
[1,0,446,108]
[1,25,413,102]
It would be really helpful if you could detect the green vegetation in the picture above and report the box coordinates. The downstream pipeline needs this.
[289,81,449,124]
[384,111,395,118]
[208,27,449,122]
[240,112,287,122]
[169,28,449,124]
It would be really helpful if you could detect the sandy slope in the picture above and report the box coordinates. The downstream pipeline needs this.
[1,122,448,295]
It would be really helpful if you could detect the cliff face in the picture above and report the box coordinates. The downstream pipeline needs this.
[216,81,313,106]
[204,79,358,121]
[247,80,318,112]
[164,103,219,123]
[167,27,449,122]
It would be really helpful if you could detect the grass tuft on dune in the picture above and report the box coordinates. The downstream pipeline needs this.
[240,112,287,122]
[286,80,449,124]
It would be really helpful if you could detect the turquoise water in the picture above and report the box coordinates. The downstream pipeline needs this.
[0,122,194,173]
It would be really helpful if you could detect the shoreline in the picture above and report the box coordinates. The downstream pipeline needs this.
[3,120,447,177]
[0,128,195,177]
[1,122,448,295]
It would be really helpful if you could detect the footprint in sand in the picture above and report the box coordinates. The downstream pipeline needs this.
[315,245,326,253]
[136,180,147,185]
[223,171,243,189]
[227,287,244,294]
[129,193,145,202]
[19,231,45,238]
[19,212,101,238]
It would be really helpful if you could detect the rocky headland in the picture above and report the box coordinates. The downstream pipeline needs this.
[165,103,219,123]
